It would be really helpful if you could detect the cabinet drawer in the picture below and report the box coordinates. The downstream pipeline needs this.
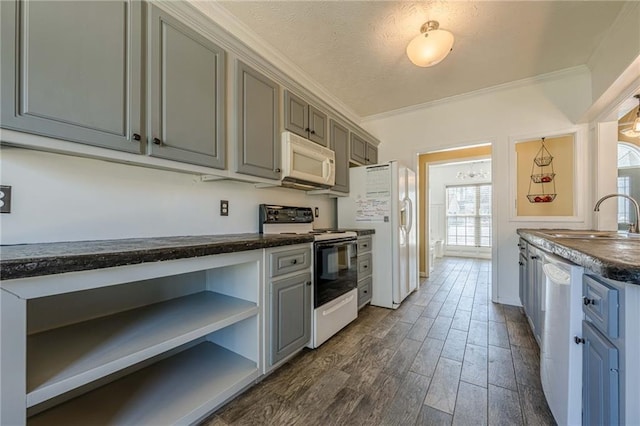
[583,275,618,339]
[357,236,372,253]
[357,253,372,278]
[270,248,311,277]
[358,276,372,307]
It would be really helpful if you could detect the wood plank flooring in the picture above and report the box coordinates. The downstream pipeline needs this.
[202,257,556,426]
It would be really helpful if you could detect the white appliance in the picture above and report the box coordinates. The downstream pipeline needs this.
[540,253,584,426]
[259,205,358,349]
[281,131,335,190]
[338,161,418,309]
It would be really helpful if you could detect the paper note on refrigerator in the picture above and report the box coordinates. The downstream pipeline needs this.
[356,165,391,222]
[355,198,390,222]
[365,165,391,198]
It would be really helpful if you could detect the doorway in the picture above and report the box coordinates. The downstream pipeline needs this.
[417,144,493,278]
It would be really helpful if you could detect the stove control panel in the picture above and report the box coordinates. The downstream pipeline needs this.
[259,205,314,231]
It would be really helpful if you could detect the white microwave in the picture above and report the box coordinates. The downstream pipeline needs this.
[281,131,335,189]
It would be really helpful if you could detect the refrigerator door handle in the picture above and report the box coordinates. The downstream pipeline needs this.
[405,197,414,234]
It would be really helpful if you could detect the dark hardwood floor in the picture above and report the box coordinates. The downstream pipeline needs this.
[202,257,555,426]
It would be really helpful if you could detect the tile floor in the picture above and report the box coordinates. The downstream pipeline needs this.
[202,257,556,425]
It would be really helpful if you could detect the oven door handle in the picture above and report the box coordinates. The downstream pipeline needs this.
[314,239,356,249]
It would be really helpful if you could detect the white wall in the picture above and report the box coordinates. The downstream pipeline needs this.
[0,147,336,244]
[361,69,593,306]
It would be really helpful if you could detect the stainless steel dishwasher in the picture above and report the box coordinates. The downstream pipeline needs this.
[540,253,584,426]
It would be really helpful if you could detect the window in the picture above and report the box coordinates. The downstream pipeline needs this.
[617,142,640,230]
[446,184,492,247]
[617,176,630,224]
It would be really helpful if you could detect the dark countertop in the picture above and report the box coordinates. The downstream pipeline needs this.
[517,229,640,284]
[0,234,314,281]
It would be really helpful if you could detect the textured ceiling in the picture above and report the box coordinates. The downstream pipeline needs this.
[217,1,626,118]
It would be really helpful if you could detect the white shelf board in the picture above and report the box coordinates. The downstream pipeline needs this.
[28,342,259,425]
[27,292,257,407]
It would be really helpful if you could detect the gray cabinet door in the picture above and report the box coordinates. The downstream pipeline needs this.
[1,0,143,153]
[148,6,225,169]
[283,91,308,139]
[235,61,280,180]
[330,119,349,193]
[367,144,378,164]
[284,91,327,146]
[350,133,368,164]
[308,105,327,146]
[582,321,619,426]
[270,273,311,365]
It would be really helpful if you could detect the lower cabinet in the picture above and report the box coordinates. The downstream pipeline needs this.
[265,244,313,370]
[582,320,619,426]
[357,235,373,308]
[269,272,311,365]
[524,244,544,345]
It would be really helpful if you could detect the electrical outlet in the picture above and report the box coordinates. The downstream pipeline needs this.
[314,207,319,218]
[0,185,12,214]
[220,200,229,216]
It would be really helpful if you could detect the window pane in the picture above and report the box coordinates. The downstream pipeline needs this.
[446,184,492,247]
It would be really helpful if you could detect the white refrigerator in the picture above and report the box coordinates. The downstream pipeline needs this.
[338,161,418,309]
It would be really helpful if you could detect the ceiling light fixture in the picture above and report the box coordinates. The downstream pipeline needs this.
[620,94,640,138]
[457,163,488,180]
[406,20,454,67]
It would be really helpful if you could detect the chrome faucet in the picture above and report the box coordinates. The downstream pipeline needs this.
[594,193,640,233]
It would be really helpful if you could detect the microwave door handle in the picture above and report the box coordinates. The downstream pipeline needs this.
[323,159,330,183]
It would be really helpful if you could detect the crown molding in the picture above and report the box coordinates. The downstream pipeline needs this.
[361,65,591,123]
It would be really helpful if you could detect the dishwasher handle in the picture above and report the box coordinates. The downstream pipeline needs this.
[542,263,571,285]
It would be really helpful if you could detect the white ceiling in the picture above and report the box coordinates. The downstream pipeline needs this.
[216,1,627,118]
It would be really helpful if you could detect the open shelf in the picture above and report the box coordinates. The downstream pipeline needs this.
[28,342,259,425]
[27,291,257,407]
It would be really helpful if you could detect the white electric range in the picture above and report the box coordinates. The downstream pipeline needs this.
[259,205,358,348]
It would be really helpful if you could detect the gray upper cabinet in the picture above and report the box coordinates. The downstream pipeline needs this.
[148,5,225,169]
[235,61,281,180]
[284,91,327,146]
[0,0,143,153]
[329,119,349,193]
[350,133,378,165]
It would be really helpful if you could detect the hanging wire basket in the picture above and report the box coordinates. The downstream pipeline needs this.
[527,194,557,203]
[534,156,553,167]
[527,137,557,204]
[530,172,555,183]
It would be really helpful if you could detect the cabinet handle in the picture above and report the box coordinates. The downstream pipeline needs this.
[574,336,585,345]
[153,137,162,146]
[305,127,310,132]
[310,130,316,134]
[274,168,281,173]
[364,290,368,294]
[583,297,596,306]
[530,255,539,260]
[132,133,141,141]
[306,281,312,286]
[291,259,298,265]
[364,265,368,269]
[518,261,524,266]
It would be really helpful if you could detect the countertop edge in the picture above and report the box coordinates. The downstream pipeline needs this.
[517,229,640,285]
[0,234,315,281]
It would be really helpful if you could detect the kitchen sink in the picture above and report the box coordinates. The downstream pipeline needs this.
[548,230,640,239]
